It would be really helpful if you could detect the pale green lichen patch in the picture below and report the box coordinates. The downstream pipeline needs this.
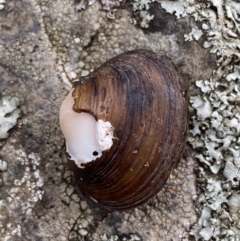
[184,27,203,41]
[0,96,21,146]
[0,0,5,10]
[100,233,142,241]
[0,159,7,186]
[138,10,154,28]
[131,0,200,28]
[132,0,154,28]
[0,0,213,240]
[159,0,240,240]
[159,0,186,19]
[0,159,7,172]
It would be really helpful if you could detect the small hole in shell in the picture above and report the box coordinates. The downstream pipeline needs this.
[233,177,238,182]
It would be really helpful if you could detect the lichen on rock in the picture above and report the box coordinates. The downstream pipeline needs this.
[0,0,228,240]
[174,0,240,239]
[0,96,21,147]
[0,0,5,11]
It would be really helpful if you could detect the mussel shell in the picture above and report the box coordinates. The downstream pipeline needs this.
[68,49,188,211]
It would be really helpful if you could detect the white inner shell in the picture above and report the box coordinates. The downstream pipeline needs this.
[59,89,114,167]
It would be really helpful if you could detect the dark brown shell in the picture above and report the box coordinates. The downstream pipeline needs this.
[68,49,188,211]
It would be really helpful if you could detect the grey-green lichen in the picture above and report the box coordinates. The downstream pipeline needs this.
[0,159,7,172]
[100,233,141,241]
[156,0,240,240]
[0,159,7,186]
[74,0,167,29]
[0,0,5,10]
[0,96,21,147]
[0,0,201,240]
[131,0,188,28]
[132,0,154,28]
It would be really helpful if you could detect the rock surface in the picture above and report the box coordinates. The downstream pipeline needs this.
[0,0,228,240]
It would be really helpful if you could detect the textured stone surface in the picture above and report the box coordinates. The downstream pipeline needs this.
[0,0,218,240]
